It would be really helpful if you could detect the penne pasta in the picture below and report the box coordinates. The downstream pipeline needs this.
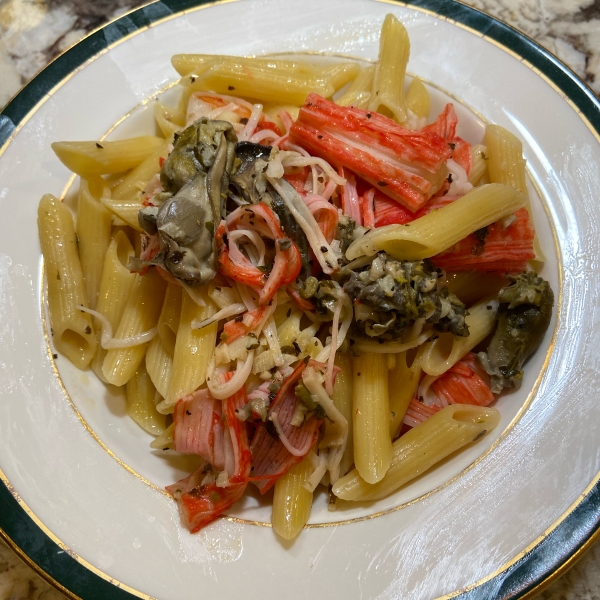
[111,141,169,200]
[368,14,410,123]
[389,349,422,438]
[336,64,375,108]
[101,197,145,232]
[90,231,136,383]
[145,336,173,400]
[346,183,528,261]
[271,454,314,540]
[102,269,167,386]
[159,290,217,413]
[485,124,544,261]
[126,362,167,436]
[420,298,498,377]
[468,144,488,185]
[38,194,97,368]
[333,404,501,501]
[76,177,112,309]
[352,353,393,484]
[52,137,166,176]
[182,61,360,106]
[150,422,174,450]
[153,102,186,140]
[172,54,326,78]
[405,77,430,119]
[484,125,527,195]
[158,284,183,356]
[329,352,354,477]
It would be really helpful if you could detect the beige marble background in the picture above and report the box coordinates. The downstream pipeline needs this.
[1,0,599,598]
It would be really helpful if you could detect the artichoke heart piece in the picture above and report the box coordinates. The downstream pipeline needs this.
[135,118,237,287]
[479,271,553,393]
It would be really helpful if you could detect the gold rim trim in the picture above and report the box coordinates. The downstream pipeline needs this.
[0,0,595,598]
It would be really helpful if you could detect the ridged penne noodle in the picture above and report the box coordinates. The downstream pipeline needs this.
[336,64,375,108]
[420,298,498,377]
[111,141,169,200]
[160,290,217,412]
[346,183,528,261]
[182,62,360,106]
[352,353,392,484]
[485,124,544,261]
[51,136,165,176]
[333,404,501,501]
[126,362,167,436]
[101,197,145,232]
[38,194,97,369]
[145,336,173,399]
[329,352,354,477]
[468,144,488,185]
[150,422,174,450]
[484,125,527,195]
[405,77,430,119]
[271,454,314,540]
[368,14,410,123]
[389,349,422,438]
[102,269,167,386]
[172,55,326,78]
[90,231,136,383]
[158,283,183,356]
[154,102,186,140]
[76,177,112,309]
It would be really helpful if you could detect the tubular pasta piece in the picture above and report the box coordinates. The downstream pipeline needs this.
[333,404,501,501]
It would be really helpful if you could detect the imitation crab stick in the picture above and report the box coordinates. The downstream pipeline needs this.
[289,93,451,211]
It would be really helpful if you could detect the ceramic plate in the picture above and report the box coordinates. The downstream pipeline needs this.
[1,1,599,599]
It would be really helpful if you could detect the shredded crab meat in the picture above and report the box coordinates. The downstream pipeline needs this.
[228,229,266,267]
[305,451,328,492]
[315,288,353,395]
[267,176,339,275]
[207,351,255,399]
[77,305,158,349]
[250,129,280,144]
[238,103,263,142]
[192,303,247,330]
[417,374,443,406]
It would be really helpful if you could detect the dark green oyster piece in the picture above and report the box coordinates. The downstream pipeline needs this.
[342,253,468,341]
[160,118,237,219]
[479,271,553,393]
[134,119,237,286]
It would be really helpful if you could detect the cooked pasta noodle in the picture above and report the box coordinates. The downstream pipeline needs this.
[333,405,501,501]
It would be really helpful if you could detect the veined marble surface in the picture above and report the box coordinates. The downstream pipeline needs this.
[0,0,599,599]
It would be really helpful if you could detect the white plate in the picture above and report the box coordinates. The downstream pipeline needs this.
[0,1,599,599]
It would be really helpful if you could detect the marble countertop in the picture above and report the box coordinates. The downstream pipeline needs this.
[0,0,599,598]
